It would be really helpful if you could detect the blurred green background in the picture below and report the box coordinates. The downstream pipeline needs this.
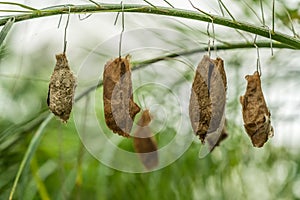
[1,0,300,199]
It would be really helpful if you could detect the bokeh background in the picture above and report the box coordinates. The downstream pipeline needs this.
[1,0,300,199]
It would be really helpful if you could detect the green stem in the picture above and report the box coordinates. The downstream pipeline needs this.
[0,3,299,49]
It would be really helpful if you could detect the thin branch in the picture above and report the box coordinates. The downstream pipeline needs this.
[0,3,299,49]
[0,10,32,13]
[217,0,235,21]
[242,0,263,25]
[0,2,39,11]
[162,0,174,8]
[142,0,156,8]
[260,0,265,25]
[217,0,225,16]
[272,0,275,32]
[284,8,298,38]
[87,0,101,8]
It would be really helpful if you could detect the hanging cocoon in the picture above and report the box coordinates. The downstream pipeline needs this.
[103,55,141,137]
[240,71,274,147]
[189,55,227,143]
[133,110,158,170]
[47,53,77,123]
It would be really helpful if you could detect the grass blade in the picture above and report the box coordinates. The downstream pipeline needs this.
[0,17,14,47]
[8,114,53,200]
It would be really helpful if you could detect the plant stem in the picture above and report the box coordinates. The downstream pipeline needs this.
[0,3,300,49]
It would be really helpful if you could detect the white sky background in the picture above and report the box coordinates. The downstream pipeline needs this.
[1,0,300,149]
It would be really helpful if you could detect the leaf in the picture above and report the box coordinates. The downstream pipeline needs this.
[9,114,53,200]
[0,17,15,48]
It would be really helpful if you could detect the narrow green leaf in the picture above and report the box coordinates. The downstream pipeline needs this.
[30,157,51,200]
[0,17,14,47]
[8,114,53,200]
[162,0,174,8]
[218,0,235,21]
[0,2,38,11]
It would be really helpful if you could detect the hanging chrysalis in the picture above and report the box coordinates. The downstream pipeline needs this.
[47,53,77,123]
[103,55,141,137]
[189,55,227,143]
[240,71,274,147]
[133,110,158,170]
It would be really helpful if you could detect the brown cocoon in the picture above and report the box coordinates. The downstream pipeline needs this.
[133,110,158,170]
[240,71,274,147]
[189,55,227,143]
[47,53,77,123]
[103,55,140,137]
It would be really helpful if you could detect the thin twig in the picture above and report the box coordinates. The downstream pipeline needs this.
[188,0,212,18]
[217,0,225,16]
[242,0,263,25]
[272,0,275,33]
[143,0,156,8]
[0,2,39,11]
[88,0,101,7]
[217,0,235,21]
[284,8,298,38]
[162,0,174,8]
[260,0,265,26]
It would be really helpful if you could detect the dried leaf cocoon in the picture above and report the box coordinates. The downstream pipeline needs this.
[47,53,77,123]
[103,55,141,137]
[240,71,274,147]
[133,110,158,170]
[189,55,227,143]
